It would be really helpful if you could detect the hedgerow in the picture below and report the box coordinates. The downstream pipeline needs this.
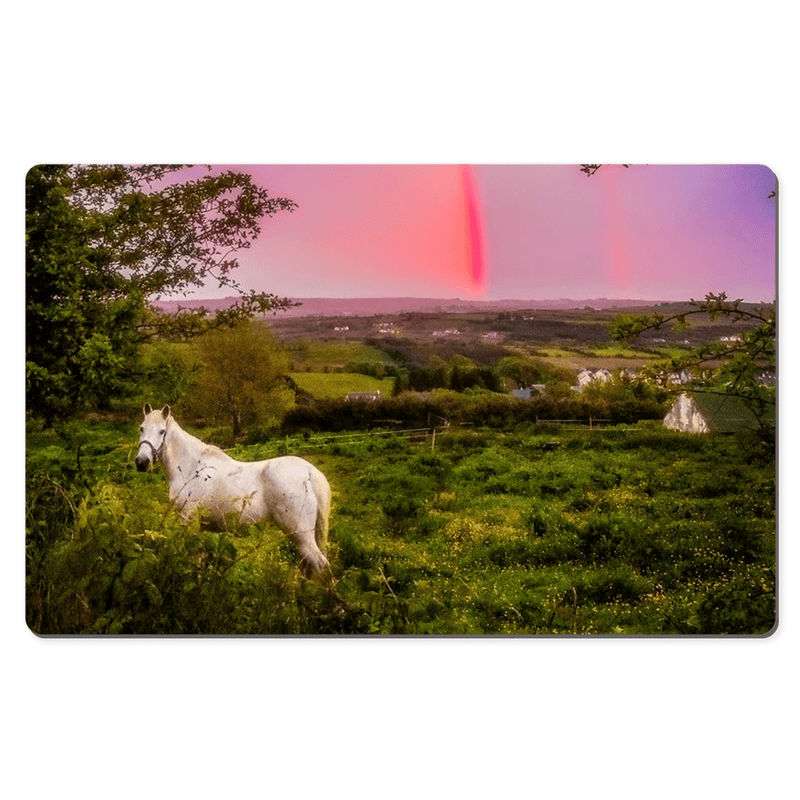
[281,391,665,433]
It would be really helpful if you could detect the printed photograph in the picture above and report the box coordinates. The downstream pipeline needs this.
[25,164,777,635]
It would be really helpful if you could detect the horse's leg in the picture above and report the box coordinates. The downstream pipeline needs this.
[269,497,329,576]
[311,470,331,552]
[289,519,330,577]
[260,461,331,577]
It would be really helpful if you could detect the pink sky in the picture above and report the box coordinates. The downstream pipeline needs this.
[193,164,776,303]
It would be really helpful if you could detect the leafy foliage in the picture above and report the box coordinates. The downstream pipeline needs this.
[26,165,297,422]
[281,388,665,433]
[579,164,629,177]
[609,293,775,429]
[186,321,294,437]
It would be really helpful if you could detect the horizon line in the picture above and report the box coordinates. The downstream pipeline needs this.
[152,293,775,305]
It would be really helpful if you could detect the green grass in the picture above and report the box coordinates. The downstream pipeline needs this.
[535,348,576,358]
[26,419,776,635]
[585,343,650,358]
[290,372,397,400]
[288,341,396,370]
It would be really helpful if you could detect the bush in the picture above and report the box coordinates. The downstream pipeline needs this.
[695,567,775,634]
[521,501,574,538]
[34,483,237,633]
[357,455,447,538]
[576,513,639,564]
[281,389,665,435]
[27,479,353,635]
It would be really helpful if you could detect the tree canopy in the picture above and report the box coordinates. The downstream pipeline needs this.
[26,165,298,423]
[188,322,293,437]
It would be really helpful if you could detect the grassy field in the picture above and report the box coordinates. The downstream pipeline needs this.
[287,341,397,371]
[290,372,397,400]
[269,303,766,383]
[25,304,774,635]
[26,418,776,636]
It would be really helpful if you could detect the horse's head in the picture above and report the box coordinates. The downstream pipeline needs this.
[136,403,171,472]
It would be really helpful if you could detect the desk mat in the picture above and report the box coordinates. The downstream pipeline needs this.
[25,164,777,635]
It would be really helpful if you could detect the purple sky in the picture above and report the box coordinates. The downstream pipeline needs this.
[193,164,776,302]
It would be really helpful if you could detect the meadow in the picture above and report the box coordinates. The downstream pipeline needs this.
[26,416,775,635]
[289,372,396,400]
[26,304,775,636]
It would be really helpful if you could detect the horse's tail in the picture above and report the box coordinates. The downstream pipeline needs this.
[311,467,331,551]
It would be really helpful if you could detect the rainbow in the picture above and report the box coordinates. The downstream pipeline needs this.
[459,164,487,293]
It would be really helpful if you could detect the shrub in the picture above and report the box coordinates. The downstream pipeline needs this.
[576,513,638,564]
[27,479,338,635]
[357,457,443,537]
[36,483,239,633]
[520,500,574,538]
[695,567,775,634]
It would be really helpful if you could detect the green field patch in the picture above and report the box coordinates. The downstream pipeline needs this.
[288,341,396,371]
[584,343,648,358]
[536,347,579,358]
[290,372,396,400]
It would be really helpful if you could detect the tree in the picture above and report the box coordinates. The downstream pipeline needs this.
[579,164,629,176]
[608,293,775,429]
[188,321,294,438]
[26,164,297,423]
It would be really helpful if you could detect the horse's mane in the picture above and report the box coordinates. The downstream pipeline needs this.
[200,443,227,458]
[168,415,228,458]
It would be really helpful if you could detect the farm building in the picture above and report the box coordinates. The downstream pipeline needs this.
[512,385,547,399]
[345,391,383,403]
[663,392,773,434]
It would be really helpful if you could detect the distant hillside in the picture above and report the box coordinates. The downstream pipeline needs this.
[151,295,665,317]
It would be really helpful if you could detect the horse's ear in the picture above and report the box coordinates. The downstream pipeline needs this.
[162,405,171,419]
[143,402,152,416]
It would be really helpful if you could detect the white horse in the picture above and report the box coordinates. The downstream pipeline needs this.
[135,404,331,576]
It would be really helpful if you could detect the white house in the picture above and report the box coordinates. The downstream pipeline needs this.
[576,369,595,388]
[345,391,383,403]
[575,368,612,390]
[663,392,770,434]
[594,368,612,383]
[667,369,693,385]
[663,393,712,433]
